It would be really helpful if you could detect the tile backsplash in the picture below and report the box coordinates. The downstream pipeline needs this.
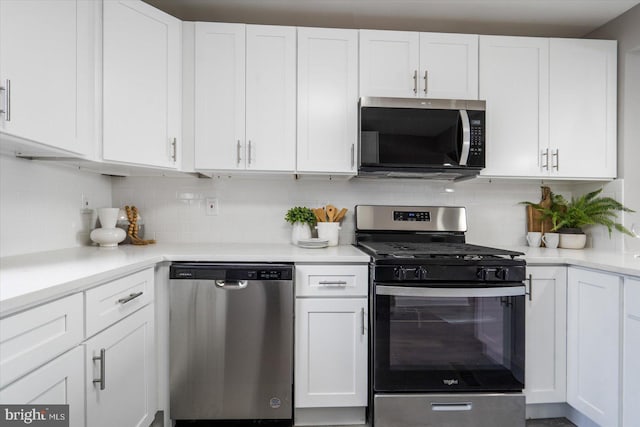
[0,155,112,257]
[111,174,577,248]
[2,153,627,258]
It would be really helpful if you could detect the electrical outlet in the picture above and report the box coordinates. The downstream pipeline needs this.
[80,193,91,211]
[205,198,219,216]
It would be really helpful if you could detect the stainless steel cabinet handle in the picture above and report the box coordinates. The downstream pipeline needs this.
[170,137,177,162]
[236,140,241,165]
[0,79,10,121]
[318,280,348,285]
[361,307,365,335]
[93,348,106,390]
[117,291,143,305]
[431,402,473,412]
[527,274,533,301]
[350,143,355,168]
[424,70,428,94]
[413,70,417,94]
[541,148,549,171]
[248,140,252,165]
[552,149,559,171]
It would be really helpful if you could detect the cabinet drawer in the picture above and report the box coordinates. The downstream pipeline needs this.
[296,264,368,297]
[85,268,154,337]
[0,293,84,389]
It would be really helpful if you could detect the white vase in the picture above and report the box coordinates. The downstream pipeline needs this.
[91,208,126,247]
[291,222,311,244]
[97,208,120,228]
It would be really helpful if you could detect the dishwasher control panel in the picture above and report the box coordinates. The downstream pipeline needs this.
[170,263,293,281]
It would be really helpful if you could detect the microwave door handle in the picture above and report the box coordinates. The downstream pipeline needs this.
[459,109,471,166]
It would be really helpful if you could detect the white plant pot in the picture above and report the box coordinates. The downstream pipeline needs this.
[559,233,587,249]
[291,222,311,244]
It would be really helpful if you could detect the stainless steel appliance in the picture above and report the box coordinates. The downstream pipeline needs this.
[169,263,294,424]
[355,206,526,427]
[358,97,486,180]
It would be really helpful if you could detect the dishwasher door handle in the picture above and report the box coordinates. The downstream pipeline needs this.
[215,280,248,289]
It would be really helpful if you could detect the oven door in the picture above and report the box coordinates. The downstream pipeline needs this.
[374,284,525,393]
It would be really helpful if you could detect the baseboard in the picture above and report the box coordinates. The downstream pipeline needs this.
[294,407,367,426]
[526,403,600,426]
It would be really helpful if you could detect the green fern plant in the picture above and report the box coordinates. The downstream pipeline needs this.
[523,189,634,236]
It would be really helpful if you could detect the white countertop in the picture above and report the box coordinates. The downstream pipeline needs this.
[1,242,639,317]
[0,243,369,317]
[510,246,640,277]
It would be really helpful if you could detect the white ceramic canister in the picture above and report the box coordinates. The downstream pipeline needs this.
[316,222,341,246]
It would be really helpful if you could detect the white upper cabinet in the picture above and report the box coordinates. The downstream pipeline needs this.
[360,30,478,100]
[359,31,419,98]
[0,0,93,156]
[479,36,549,177]
[549,39,617,179]
[297,27,359,174]
[246,25,296,171]
[194,23,296,172]
[194,22,246,170]
[419,33,479,99]
[103,0,181,169]
[480,36,617,179]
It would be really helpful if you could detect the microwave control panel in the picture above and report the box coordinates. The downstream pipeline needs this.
[466,111,485,167]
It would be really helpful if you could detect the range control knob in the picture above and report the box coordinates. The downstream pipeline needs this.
[395,266,427,281]
[477,267,507,281]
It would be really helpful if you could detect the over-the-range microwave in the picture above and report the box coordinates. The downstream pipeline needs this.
[358,97,486,181]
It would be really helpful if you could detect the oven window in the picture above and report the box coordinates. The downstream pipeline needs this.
[374,292,525,392]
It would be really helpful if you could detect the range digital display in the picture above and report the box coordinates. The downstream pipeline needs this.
[393,211,431,222]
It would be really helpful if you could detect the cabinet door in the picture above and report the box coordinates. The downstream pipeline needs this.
[0,0,90,155]
[0,347,84,427]
[103,0,181,169]
[85,305,155,427]
[419,33,478,100]
[479,36,549,177]
[295,298,367,408]
[246,25,296,172]
[524,266,567,404]
[549,39,617,178]
[623,277,640,427]
[297,28,358,174]
[567,267,621,427]
[359,30,419,98]
[194,22,246,170]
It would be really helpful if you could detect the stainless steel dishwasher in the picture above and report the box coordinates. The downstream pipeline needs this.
[169,263,294,423]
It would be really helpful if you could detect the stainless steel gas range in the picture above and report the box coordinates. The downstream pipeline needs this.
[355,205,526,427]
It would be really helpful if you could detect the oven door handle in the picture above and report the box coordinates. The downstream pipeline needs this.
[375,285,525,298]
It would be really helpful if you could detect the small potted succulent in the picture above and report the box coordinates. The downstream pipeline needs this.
[285,206,316,244]
[523,188,634,249]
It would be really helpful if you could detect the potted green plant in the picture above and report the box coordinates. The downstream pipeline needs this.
[523,188,634,249]
[285,206,316,244]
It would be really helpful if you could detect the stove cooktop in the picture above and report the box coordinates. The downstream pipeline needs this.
[357,241,523,260]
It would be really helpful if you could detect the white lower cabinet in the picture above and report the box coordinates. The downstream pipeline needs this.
[567,267,621,427]
[0,346,85,427]
[295,298,368,408]
[524,266,567,404]
[85,304,156,427]
[294,263,368,426]
[623,277,640,427]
